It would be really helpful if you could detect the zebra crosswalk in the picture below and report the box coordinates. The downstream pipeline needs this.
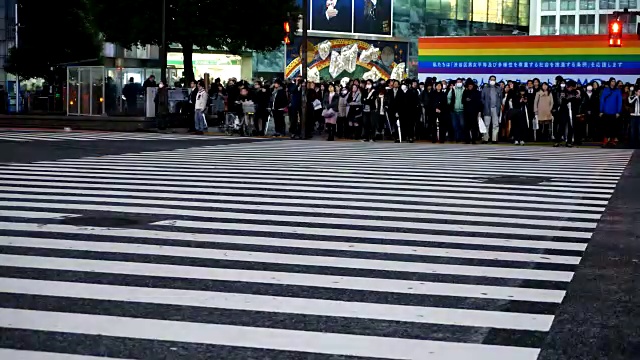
[0,141,633,359]
[0,130,257,142]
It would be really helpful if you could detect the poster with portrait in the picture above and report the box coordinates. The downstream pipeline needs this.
[311,0,353,33]
[304,0,393,36]
[353,0,392,36]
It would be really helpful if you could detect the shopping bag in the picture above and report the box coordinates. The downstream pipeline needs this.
[478,115,487,134]
[533,115,539,130]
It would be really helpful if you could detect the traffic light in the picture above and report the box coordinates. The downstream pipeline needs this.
[609,19,622,47]
[284,21,291,45]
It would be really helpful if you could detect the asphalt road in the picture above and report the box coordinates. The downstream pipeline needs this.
[0,132,637,360]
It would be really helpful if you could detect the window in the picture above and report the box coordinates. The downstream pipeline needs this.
[599,0,615,9]
[560,0,576,10]
[599,13,611,33]
[579,14,595,34]
[559,15,576,34]
[580,0,596,9]
[630,0,638,9]
[541,15,557,34]
[541,0,557,11]
[619,0,629,8]
[623,15,638,33]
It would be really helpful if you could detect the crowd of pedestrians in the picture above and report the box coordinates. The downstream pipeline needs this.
[190,75,640,148]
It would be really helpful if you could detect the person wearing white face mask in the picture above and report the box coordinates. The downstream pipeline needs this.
[480,75,503,143]
[447,78,466,142]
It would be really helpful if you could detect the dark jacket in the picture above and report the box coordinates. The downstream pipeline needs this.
[270,88,288,111]
[430,89,448,117]
[462,88,482,116]
[323,91,340,112]
[154,87,169,116]
[386,88,405,117]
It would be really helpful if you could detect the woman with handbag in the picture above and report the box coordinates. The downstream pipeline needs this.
[347,84,363,139]
[323,83,340,141]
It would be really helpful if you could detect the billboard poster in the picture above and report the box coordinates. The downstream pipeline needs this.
[300,0,393,36]
[311,0,353,33]
[353,0,392,36]
[285,36,407,81]
[418,35,640,85]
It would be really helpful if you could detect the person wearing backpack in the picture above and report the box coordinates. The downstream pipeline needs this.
[600,78,623,147]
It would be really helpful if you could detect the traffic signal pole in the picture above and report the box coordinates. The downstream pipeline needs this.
[300,0,308,139]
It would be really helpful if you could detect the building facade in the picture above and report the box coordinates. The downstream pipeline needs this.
[257,0,532,79]
[529,0,639,35]
[0,0,17,84]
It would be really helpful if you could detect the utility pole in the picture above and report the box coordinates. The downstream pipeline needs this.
[14,2,20,113]
[300,0,308,139]
[160,0,167,84]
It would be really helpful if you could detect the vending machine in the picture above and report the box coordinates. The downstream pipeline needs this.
[6,80,20,113]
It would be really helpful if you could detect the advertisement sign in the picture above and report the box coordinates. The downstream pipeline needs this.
[418,35,640,84]
[285,36,407,80]
[301,0,393,36]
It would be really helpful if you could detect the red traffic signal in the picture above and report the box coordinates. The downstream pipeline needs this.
[284,21,291,44]
[610,20,622,34]
[609,20,622,47]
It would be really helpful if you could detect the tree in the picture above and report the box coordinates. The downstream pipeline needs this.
[93,0,300,83]
[4,0,102,82]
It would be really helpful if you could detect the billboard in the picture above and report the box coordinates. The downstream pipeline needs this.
[285,36,407,80]
[303,0,392,36]
[418,35,640,84]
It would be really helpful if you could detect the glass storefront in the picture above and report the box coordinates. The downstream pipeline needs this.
[66,66,105,116]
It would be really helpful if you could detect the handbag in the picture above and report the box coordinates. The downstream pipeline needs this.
[322,108,336,118]
[312,99,322,110]
[478,115,487,134]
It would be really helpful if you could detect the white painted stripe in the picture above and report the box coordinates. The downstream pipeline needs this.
[0,237,574,281]
[0,199,598,238]
[1,179,609,207]
[0,219,582,263]
[155,219,591,249]
[0,200,593,238]
[0,278,554,331]
[0,210,78,219]
[51,158,623,181]
[0,308,542,360]
[6,163,620,192]
[0,221,589,253]
[0,167,617,194]
[0,193,598,229]
[0,349,131,360]
[0,173,611,200]
[36,161,624,187]
[101,154,627,176]
[0,254,566,302]
[0,184,605,213]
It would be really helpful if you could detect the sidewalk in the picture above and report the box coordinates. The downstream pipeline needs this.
[0,114,153,132]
